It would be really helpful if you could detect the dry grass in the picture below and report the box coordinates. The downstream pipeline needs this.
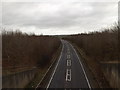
[64,25,119,62]
[64,24,119,88]
[2,30,61,75]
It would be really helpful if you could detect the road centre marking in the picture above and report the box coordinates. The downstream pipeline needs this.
[66,69,71,82]
[67,55,70,59]
[67,60,71,66]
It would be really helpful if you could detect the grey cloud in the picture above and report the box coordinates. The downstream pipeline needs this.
[2,0,119,3]
[2,1,118,35]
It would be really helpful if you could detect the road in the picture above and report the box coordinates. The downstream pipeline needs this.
[46,40,91,89]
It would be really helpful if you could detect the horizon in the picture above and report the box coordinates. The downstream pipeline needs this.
[1,0,118,35]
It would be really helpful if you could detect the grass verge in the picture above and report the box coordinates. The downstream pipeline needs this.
[25,44,62,88]
[69,42,110,88]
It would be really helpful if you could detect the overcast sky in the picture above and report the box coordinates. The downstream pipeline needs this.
[1,0,119,35]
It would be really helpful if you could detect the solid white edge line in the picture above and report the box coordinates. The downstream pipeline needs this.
[35,42,63,89]
[35,63,51,89]
[46,42,64,89]
[35,53,56,89]
[69,42,91,89]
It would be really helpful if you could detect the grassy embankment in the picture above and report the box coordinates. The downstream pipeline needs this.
[64,24,119,88]
[2,30,61,87]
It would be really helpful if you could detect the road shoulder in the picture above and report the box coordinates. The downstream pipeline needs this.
[34,43,63,88]
[69,42,100,88]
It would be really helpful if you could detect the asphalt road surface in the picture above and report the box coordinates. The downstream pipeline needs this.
[46,40,91,89]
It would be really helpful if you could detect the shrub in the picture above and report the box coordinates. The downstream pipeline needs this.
[2,30,61,69]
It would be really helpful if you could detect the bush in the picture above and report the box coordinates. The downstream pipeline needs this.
[64,25,119,62]
[2,30,61,68]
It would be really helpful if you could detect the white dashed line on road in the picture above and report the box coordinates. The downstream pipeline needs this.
[66,69,71,82]
[67,60,71,66]
[67,55,70,59]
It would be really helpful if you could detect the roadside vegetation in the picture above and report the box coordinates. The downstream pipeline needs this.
[64,24,119,62]
[64,24,119,88]
[2,30,61,75]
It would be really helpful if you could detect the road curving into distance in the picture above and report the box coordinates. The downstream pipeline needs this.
[45,40,91,89]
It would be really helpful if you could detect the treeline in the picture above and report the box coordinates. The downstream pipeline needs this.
[64,25,119,62]
[2,30,61,69]
[64,25,119,88]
